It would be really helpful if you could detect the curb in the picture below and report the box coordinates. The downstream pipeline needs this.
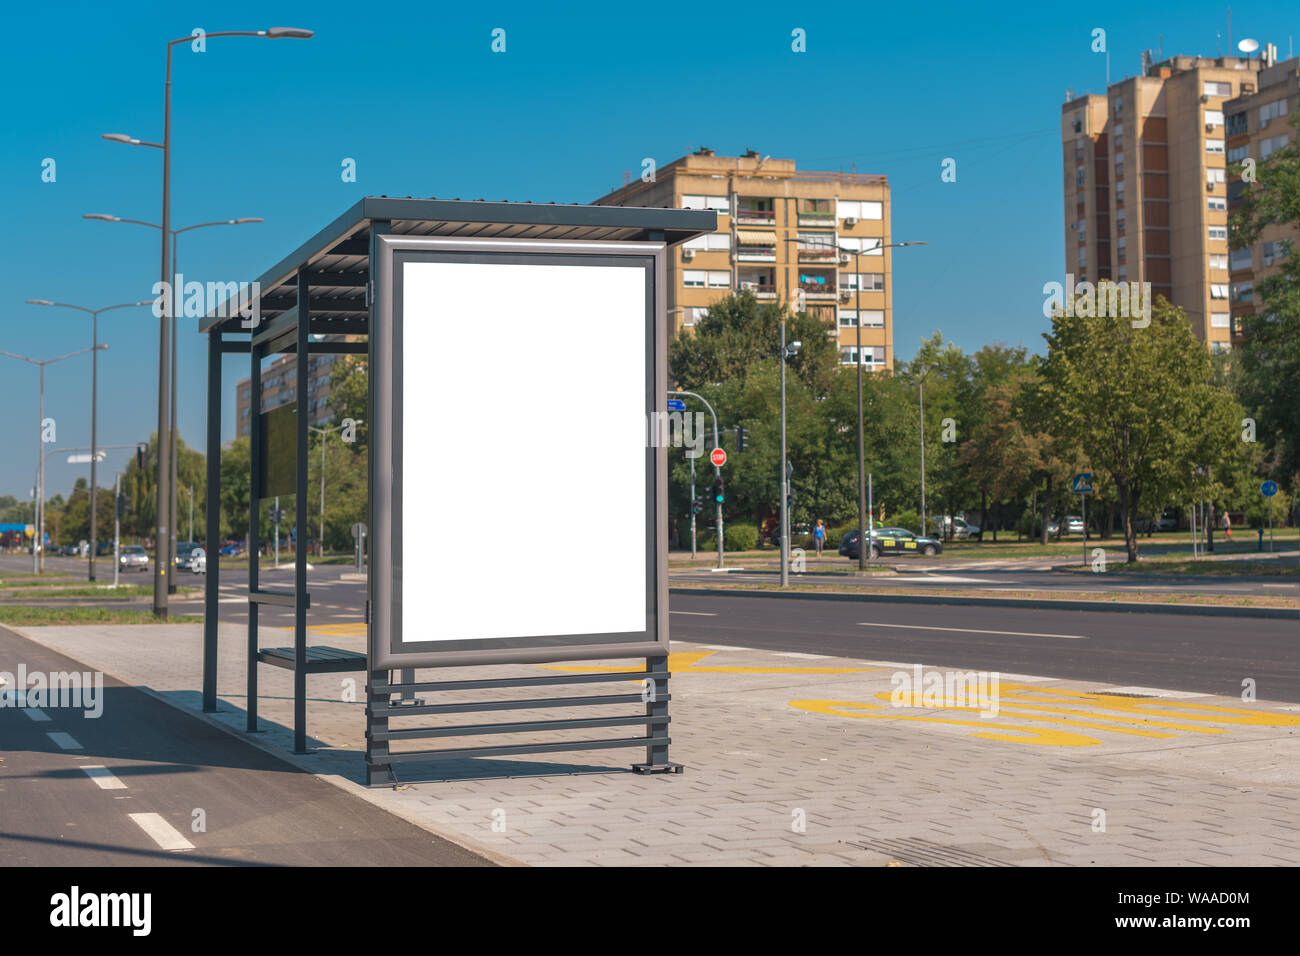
[669,586,1299,619]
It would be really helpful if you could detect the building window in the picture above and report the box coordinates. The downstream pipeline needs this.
[1206,167,1226,185]
[1208,197,1227,211]
[1114,125,1124,148]
[1259,99,1289,126]
[1116,180,1126,200]
[1116,209,1126,233]
[1229,246,1253,270]
[682,307,710,327]
[1226,112,1248,136]
[1209,253,1228,270]
[1077,246,1087,268]
[1211,312,1231,328]
[840,237,883,256]
[1204,109,1224,127]
[683,232,730,251]
[861,346,886,367]
[1210,283,1229,299]
[1204,81,1232,97]
[1262,240,1289,267]
[1227,144,1250,163]
[683,269,706,288]
[836,200,882,220]
[839,346,858,365]
[1232,280,1253,302]
[1117,235,1126,261]
[1211,341,1231,354]
[1208,226,1227,241]
[1260,135,1289,159]
[1077,220,1087,242]
[1075,166,1085,187]
[841,273,884,292]
[682,195,730,213]
[1206,138,1225,154]
[1117,265,1127,281]
[1114,154,1124,175]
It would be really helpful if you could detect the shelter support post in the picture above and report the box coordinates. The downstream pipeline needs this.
[293,268,311,753]
[202,330,222,711]
[246,335,263,733]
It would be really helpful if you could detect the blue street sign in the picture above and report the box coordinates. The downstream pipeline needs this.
[1262,480,1278,498]
[666,399,686,411]
[1071,473,1093,494]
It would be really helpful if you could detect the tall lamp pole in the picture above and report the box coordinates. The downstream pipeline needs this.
[1,345,110,573]
[101,25,311,616]
[83,215,263,591]
[902,363,938,537]
[24,299,151,581]
[785,236,926,568]
[308,422,361,558]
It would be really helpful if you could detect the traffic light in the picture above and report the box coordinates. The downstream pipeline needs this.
[787,487,797,510]
[692,493,706,515]
[735,426,749,452]
[115,494,125,520]
[136,443,148,469]
[713,479,725,505]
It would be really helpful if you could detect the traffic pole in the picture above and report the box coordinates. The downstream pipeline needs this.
[1081,491,1087,568]
[689,452,696,560]
[113,471,121,588]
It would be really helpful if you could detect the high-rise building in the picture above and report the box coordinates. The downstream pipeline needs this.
[594,149,895,370]
[235,342,349,437]
[1225,55,1298,343]
[1061,51,1293,351]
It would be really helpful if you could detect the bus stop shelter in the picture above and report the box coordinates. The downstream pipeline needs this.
[198,196,715,784]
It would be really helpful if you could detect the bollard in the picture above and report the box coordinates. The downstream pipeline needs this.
[1257,527,1264,552]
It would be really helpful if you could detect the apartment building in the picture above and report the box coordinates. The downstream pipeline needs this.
[1061,50,1290,351]
[235,345,345,437]
[1225,55,1298,342]
[594,149,895,370]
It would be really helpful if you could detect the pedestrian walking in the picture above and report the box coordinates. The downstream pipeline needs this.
[1223,511,1232,540]
[813,518,826,558]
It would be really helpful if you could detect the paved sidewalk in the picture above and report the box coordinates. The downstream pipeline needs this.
[9,622,1300,866]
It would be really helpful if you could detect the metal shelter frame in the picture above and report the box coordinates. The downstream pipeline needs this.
[199,197,714,785]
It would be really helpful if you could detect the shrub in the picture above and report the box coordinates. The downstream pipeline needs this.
[883,508,920,534]
[698,522,759,552]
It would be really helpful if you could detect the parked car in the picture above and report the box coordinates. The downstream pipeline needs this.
[219,542,245,557]
[839,527,943,559]
[1156,511,1178,532]
[174,541,202,569]
[119,545,149,572]
[1064,515,1085,535]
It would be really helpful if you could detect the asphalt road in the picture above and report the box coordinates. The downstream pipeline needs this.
[0,625,489,866]
[668,590,1300,702]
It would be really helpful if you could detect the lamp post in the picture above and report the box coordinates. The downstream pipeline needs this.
[785,236,926,568]
[83,215,263,591]
[101,26,311,617]
[901,363,938,537]
[779,326,802,587]
[308,422,362,558]
[24,299,152,581]
[1,345,110,573]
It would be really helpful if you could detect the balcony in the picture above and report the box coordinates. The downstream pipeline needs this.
[736,230,777,261]
[796,211,837,227]
[739,269,776,298]
[735,204,775,225]
[798,269,837,299]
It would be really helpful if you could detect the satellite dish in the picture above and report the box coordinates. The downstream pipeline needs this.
[1238,38,1259,53]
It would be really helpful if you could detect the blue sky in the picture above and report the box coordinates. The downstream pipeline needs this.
[2,0,1296,498]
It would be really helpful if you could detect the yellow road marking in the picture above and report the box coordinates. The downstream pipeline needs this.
[541,650,881,676]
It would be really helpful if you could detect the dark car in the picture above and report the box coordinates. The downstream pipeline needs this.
[839,526,943,559]
[174,541,202,569]
[119,545,149,572]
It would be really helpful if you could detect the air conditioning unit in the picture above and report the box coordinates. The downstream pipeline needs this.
[1207,181,1216,191]
[682,247,696,260]
[1205,123,1216,132]
[838,253,851,265]
[839,290,852,303]
[843,216,858,227]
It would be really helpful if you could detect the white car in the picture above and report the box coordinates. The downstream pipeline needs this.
[188,548,206,574]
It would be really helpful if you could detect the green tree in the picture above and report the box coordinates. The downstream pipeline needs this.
[1042,295,1246,562]
[1230,113,1300,487]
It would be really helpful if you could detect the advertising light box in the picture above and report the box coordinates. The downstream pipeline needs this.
[370,236,668,668]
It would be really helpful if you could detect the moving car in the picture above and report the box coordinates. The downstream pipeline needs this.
[189,548,206,574]
[839,527,943,559]
[1064,515,1085,535]
[174,541,201,569]
[219,542,245,557]
[119,545,149,572]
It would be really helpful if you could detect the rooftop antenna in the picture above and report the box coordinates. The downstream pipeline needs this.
[1216,32,1221,56]
[1228,7,1232,52]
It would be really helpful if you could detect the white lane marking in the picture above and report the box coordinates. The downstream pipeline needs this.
[128,812,195,851]
[47,731,83,749]
[774,651,829,659]
[911,575,991,584]
[1096,685,1210,699]
[1262,583,1297,589]
[22,708,51,722]
[857,622,1086,640]
[81,766,127,790]
[997,673,1061,684]
[670,610,717,616]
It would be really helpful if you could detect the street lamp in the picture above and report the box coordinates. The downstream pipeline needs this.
[24,299,152,581]
[101,26,311,617]
[900,363,939,537]
[785,236,927,569]
[83,214,263,591]
[308,421,363,558]
[0,344,110,573]
[779,330,801,587]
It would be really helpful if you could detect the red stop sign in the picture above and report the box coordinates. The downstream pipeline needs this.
[710,447,727,467]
